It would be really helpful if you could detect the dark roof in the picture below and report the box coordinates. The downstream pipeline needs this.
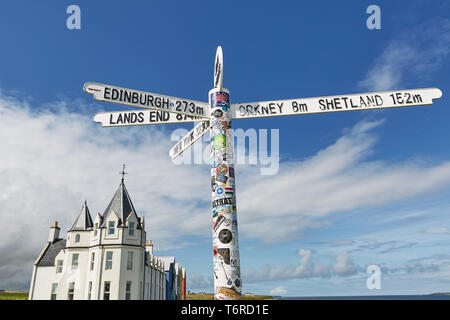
[36,239,66,266]
[69,201,94,231]
[100,180,141,229]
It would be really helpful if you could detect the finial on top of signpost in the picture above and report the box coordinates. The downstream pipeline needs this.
[214,46,223,90]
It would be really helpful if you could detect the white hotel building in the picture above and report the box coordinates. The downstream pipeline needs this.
[28,177,176,300]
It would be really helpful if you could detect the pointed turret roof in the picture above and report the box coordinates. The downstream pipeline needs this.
[69,201,94,231]
[100,179,141,229]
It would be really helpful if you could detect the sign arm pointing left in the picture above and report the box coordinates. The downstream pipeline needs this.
[93,110,203,127]
[84,82,210,119]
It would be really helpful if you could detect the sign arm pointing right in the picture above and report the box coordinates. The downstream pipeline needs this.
[231,88,443,119]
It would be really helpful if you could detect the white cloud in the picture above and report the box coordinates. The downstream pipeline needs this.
[381,261,442,275]
[333,252,358,276]
[425,227,450,235]
[242,249,362,283]
[236,119,450,242]
[358,18,450,91]
[269,286,287,296]
[187,273,214,290]
[331,240,355,246]
[358,43,415,91]
[241,247,447,285]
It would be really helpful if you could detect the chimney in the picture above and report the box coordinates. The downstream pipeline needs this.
[145,240,153,255]
[48,221,60,243]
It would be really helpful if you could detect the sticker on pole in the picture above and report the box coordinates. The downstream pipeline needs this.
[230,88,443,119]
[84,82,209,119]
[169,120,211,159]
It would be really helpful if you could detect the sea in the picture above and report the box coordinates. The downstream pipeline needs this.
[278,295,450,300]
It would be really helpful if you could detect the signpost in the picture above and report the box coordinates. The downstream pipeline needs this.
[84,46,443,300]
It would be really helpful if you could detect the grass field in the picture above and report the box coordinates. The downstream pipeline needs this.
[0,291,273,300]
[0,291,28,300]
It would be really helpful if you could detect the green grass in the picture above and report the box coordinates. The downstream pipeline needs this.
[241,295,275,300]
[0,291,29,300]
[187,293,214,300]
[187,293,275,300]
[0,291,274,300]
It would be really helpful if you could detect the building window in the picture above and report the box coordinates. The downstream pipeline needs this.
[50,283,58,300]
[127,252,133,270]
[75,234,80,243]
[88,281,93,300]
[56,260,63,273]
[68,282,75,300]
[103,281,110,300]
[90,252,95,271]
[71,254,79,270]
[125,281,132,300]
[108,221,115,235]
[128,222,135,236]
[105,251,113,270]
[94,223,98,236]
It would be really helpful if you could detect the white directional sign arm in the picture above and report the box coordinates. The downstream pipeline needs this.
[169,120,210,159]
[93,109,202,127]
[84,82,210,119]
[230,88,443,119]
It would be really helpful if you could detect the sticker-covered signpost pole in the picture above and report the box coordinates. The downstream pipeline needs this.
[209,47,241,300]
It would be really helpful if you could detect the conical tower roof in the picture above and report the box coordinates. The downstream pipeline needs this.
[69,201,94,231]
[100,179,141,229]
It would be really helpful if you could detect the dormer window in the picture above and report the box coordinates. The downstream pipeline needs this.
[75,234,80,243]
[108,221,115,235]
[128,222,135,236]
[94,223,98,236]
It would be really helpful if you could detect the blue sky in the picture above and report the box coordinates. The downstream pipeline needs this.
[0,0,450,297]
